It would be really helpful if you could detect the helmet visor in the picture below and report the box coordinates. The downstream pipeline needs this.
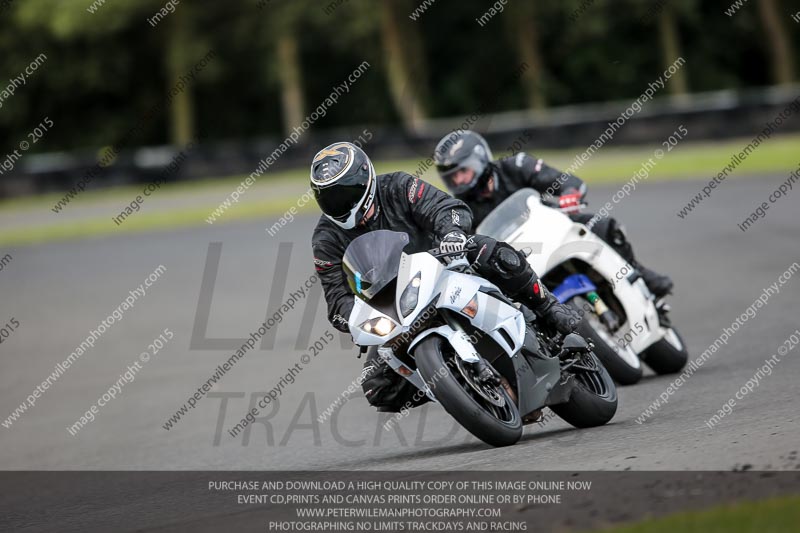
[315,178,369,221]
[313,162,375,229]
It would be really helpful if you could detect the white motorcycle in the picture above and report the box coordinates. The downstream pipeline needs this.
[476,189,688,385]
[346,229,617,447]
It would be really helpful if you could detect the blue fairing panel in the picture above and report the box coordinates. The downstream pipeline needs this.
[552,273,597,303]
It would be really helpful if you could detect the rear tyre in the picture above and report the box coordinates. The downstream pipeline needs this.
[568,297,643,385]
[414,336,522,447]
[643,328,689,374]
[551,353,618,428]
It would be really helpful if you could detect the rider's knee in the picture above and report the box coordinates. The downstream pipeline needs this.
[605,218,628,247]
[583,215,625,245]
[468,236,534,296]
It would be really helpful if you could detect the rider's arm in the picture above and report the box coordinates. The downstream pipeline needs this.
[311,229,354,334]
[395,172,473,240]
[501,153,587,198]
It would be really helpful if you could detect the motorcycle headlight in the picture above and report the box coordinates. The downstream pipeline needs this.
[399,272,422,317]
[359,317,396,336]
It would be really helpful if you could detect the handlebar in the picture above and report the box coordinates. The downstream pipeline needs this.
[426,241,478,260]
[427,244,477,273]
[539,194,558,208]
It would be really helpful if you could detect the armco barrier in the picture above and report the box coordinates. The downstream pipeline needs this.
[2,85,798,199]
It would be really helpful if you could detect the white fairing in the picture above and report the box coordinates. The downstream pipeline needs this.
[397,252,443,328]
[477,189,668,362]
[350,251,525,354]
[348,248,527,396]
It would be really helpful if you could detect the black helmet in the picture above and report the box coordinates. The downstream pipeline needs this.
[433,130,493,195]
[311,142,377,230]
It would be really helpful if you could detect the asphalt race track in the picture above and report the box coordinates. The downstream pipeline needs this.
[2,173,799,471]
[1,174,799,530]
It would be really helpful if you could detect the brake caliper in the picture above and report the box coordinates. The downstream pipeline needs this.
[474,358,501,386]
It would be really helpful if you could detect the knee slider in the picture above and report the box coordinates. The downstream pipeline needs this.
[492,245,536,296]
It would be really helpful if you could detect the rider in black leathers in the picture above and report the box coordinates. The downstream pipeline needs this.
[310,142,582,412]
[433,130,673,298]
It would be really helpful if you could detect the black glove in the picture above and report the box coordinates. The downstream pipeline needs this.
[438,230,469,263]
[537,295,582,335]
[362,360,399,408]
[361,357,426,412]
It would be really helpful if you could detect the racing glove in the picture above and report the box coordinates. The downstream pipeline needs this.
[439,230,469,263]
[527,280,582,335]
[537,294,583,335]
[557,189,584,214]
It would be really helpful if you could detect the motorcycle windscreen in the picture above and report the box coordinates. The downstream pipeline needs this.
[476,189,535,242]
[343,230,410,300]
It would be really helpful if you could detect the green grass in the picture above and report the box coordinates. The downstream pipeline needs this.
[594,495,800,533]
[522,134,800,185]
[0,169,311,214]
[0,197,315,247]
[1,134,798,247]
[374,134,800,189]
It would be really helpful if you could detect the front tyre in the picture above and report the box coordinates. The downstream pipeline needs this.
[569,296,643,385]
[551,353,618,428]
[643,328,689,374]
[414,336,522,447]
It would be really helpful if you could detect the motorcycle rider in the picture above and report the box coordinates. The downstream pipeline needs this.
[433,130,673,297]
[310,141,582,412]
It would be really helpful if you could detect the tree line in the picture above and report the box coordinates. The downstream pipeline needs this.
[0,0,797,152]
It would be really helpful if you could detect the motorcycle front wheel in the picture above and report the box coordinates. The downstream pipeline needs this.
[643,328,689,374]
[414,336,522,447]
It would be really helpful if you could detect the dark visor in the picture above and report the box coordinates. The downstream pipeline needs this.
[315,175,369,220]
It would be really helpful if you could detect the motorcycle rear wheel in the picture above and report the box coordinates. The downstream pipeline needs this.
[550,353,618,428]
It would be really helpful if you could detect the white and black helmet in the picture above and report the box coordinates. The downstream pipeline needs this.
[433,130,493,195]
[310,142,377,230]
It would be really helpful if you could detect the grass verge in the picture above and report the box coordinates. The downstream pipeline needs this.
[1,134,798,247]
[594,495,800,533]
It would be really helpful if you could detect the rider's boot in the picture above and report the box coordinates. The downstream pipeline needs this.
[607,222,673,298]
[513,278,582,335]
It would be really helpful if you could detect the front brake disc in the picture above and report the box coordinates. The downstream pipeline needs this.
[454,357,505,407]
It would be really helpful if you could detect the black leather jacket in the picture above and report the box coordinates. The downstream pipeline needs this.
[459,153,586,226]
[312,172,472,332]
